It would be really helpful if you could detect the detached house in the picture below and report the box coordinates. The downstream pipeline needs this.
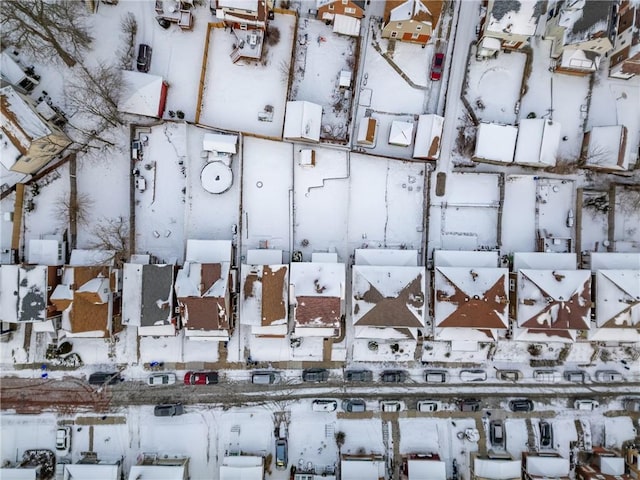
[1,85,71,175]
[50,249,120,338]
[122,258,177,336]
[317,0,365,36]
[289,254,345,339]
[240,249,289,338]
[214,0,269,31]
[433,250,509,343]
[351,249,426,360]
[477,0,544,58]
[544,0,618,75]
[609,0,640,79]
[175,240,233,341]
[382,0,444,46]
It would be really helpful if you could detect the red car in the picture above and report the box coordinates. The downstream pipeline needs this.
[184,371,219,385]
[430,52,444,81]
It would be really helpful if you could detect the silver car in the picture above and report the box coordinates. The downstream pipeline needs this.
[147,373,176,386]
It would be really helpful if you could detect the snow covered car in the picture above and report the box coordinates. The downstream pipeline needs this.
[417,400,440,412]
[460,369,487,382]
[147,373,176,386]
[312,399,337,412]
[344,370,372,382]
[380,370,407,383]
[56,426,71,454]
[574,399,598,410]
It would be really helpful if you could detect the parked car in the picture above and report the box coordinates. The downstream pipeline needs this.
[380,370,407,383]
[508,399,534,412]
[184,371,218,385]
[251,371,279,384]
[624,398,640,412]
[55,426,71,453]
[417,400,440,412]
[425,370,447,383]
[342,399,366,413]
[344,370,373,382]
[154,403,184,417]
[539,421,553,448]
[574,399,599,410]
[88,371,122,386]
[156,16,171,29]
[312,399,337,412]
[458,399,481,412]
[489,420,504,447]
[430,52,444,81]
[595,370,623,382]
[460,369,487,382]
[275,439,288,470]
[533,370,560,383]
[136,44,152,73]
[564,371,586,383]
[302,368,329,383]
[380,400,403,412]
[147,373,176,386]
[496,370,521,381]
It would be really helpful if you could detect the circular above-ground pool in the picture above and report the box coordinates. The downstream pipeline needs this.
[201,161,232,194]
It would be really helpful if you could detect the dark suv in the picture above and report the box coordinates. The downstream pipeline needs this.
[509,399,534,412]
[458,398,481,412]
[154,403,184,417]
[380,370,407,383]
[136,44,152,73]
[302,368,329,383]
[345,370,373,382]
[539,421,553,448]
[88,371,122,386]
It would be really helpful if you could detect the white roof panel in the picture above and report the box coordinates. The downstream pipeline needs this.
[474,123,517,163]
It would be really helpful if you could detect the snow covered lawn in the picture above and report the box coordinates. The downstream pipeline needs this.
[198,13,296,137]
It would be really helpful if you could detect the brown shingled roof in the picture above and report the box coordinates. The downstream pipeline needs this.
[70,292,109,335]
[296,296,341,327]
[181,296,229,331]
[201,263,221,295]
[261,265,287,327]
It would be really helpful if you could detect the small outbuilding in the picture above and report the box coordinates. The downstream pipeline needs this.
[413,114,444,160]
[283,100,322,143]
[474,122,518,164]
[357,117,377,147]
[388,120,414,147]
[118,71,168,119]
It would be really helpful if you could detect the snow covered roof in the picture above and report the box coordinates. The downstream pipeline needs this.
[185,239,232,263]
[241,263,288,328]
[333,14,361,36]
[0,52,27,85]
[0,266,19,323]
[69,249,115,266]
[283,101,322,142]
[513,252,577,271]
[0,265,48,323]
[203,132,238,154]
[357,117,377,146]
[217,0,259,11]
[64,464,120,480]
[525,454,570,477]
[584,125,630,171]
[352,265,425,335]
[290,261,344,330]
[388,0,433,23]
[127,465,186,480]
[0,85,51,156]
[486,0,540,37]
[341,456,386,480]
[122,263,175,329]
[473,457,521,479]
[514,119,561,167]
[388,120,414,146]
[407,458,446,479]
[246,249,283,265]
[355,248,418,266]
[27,238,64,266]
[118,71,166,118]
[595,270,640,328]
[474,123,518,164]
[590,252,640,271]
[413,114,443,159]
[0,469,38,480]
[433,250,499,268]
[517,269,591,339]
[434,266,509,338]
[558,0,614,45]
[219,455,264,480]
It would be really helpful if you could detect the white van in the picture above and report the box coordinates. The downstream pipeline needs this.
[595,370,623,382]
[312,399,337,412]
[425,370,447,383]
[533,370,561,383]
[380,400,403,412]
[252,371,279,384]
[574,399,599,410]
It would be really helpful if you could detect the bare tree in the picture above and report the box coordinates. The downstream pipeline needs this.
[90,217,129,268]
[117,12,138,71]
[0,0,93,67]
[53,191,94,228]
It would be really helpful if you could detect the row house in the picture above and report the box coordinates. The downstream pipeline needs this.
[544,0,618,75]
[351,249,426,360]
[122,255,177,336]
[609,0,640,79]
[477,0,543,59]
[175,239,233,341]
[240,249,289,338]
[401,453,446,480]
[522,452,570,480]
[433,250,509,345]
[1,85,71,176]
[470,453,520,480]
[382,0,444,46]
[576,447,633,480]
[50,249,119,338]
